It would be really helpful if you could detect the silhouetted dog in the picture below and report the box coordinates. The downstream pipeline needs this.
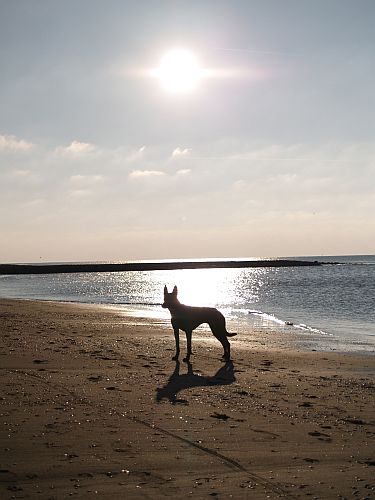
[162,285,236,362]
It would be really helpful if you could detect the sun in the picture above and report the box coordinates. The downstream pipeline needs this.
[154,49,202,94]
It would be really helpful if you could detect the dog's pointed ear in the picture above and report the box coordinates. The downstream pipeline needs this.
[172,285,178,295]
[164,285,168,295]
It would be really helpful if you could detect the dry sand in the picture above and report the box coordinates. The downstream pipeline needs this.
[0,298,374,499]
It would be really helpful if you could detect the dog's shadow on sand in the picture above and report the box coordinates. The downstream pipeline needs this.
[156,360,236,404]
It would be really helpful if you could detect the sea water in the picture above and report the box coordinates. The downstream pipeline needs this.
[0,255,374,354]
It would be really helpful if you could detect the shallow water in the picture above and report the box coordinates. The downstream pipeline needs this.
[1,255,374,353]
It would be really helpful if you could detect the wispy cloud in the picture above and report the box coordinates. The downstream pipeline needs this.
[176,169,191,175]
[67,189,93,199]
[12,169,32,177]
[172,147,192,157]
[129,169,165,179]
[0,134,34,151]
[125,146,146,162]
[55,140,95,156]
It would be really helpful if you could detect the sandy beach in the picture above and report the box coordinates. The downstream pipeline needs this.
[0,298,374,499]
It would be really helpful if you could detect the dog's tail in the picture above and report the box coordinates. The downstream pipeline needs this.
[226,331,237,337]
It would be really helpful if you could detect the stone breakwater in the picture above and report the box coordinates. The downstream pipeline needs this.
[0,259,323,275]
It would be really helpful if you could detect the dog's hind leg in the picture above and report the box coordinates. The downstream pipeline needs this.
[214,333,231,362]
[209,317,231,361]
[183,330,192,362]
[221,338,231,362]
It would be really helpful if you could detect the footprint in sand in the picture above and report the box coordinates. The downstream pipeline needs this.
[308,431,332,442]
[210,412,230,421]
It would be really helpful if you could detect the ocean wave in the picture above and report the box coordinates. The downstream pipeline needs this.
[247,309,331,336]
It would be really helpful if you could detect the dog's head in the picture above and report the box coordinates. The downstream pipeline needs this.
[162,285,179,308]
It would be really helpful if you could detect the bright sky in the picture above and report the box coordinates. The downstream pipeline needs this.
[1,1,374,262]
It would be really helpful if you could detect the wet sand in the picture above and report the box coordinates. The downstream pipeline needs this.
[0,298,374,499]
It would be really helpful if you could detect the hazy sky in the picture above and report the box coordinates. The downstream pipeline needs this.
[1,0,374,262]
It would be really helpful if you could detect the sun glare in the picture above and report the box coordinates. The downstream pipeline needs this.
[154,49,203,94]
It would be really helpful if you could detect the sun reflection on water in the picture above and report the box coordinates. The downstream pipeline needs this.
[159,267,269,309]
[164,269,233,307]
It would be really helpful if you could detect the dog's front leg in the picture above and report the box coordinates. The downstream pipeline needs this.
[172,326,180,360]
[183,330,192,362]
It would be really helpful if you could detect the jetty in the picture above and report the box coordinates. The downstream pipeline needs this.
[0,259,322,275]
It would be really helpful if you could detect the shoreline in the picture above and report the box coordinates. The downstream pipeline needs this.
[1,298,374,499]
[5,296,374,357]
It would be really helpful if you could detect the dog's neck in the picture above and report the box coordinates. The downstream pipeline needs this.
[166,300,181,310]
